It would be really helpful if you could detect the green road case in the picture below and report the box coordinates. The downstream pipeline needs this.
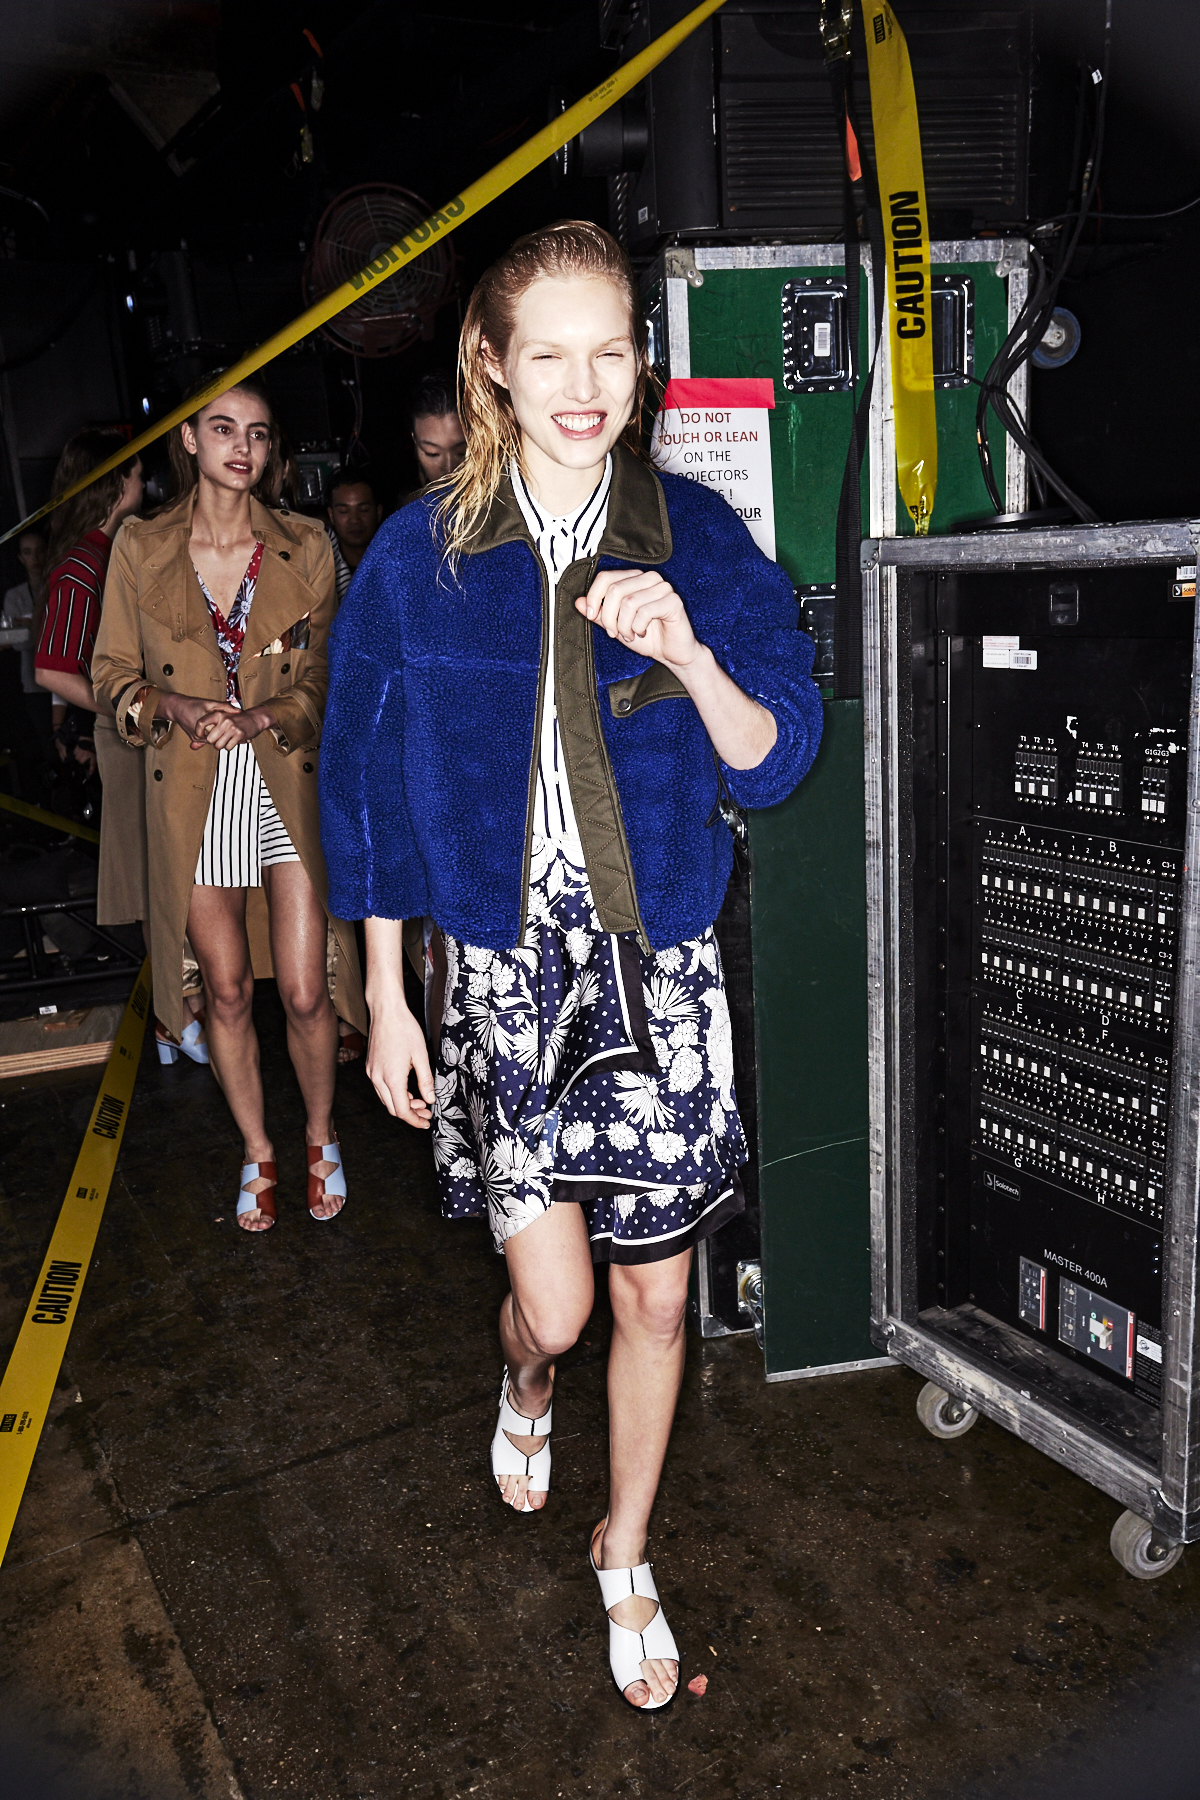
[648,240,1027,1376]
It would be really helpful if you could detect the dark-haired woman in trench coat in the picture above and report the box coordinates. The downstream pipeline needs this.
[92,377,366,1233]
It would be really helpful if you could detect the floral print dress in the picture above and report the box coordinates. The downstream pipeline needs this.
[433,837,747,1263]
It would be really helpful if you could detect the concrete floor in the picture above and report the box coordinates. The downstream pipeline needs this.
[3,986,1200,1800]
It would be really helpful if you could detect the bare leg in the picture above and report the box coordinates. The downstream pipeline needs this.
[593,1248,692,1708]
[186,885,274,1229]
[498,1202,595,1510]
[264,861,341,1216]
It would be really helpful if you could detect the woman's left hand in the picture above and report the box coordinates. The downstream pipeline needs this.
[577,568,699,671]
[194,704,273,751]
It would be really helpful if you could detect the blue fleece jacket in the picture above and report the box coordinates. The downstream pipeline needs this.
[319,461,821,951]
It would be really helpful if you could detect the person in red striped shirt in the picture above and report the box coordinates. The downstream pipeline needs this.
[33,431,211,1065]
[34,430,143,748]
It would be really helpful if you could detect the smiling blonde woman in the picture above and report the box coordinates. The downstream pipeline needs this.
[320,221,821,1710]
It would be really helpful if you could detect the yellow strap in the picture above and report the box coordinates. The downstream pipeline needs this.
[861,1,937,533]
[0,790,101,843]
[0,961,150,1564]
[0,0,728,547]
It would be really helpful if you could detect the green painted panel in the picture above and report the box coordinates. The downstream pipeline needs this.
[896,261,1013,535]
[749,702,872,1376]
[686,256,1014,562]
[685,263,870,587]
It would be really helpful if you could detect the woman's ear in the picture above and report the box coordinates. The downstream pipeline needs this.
[479,338,507,390]
[180,421,198,457]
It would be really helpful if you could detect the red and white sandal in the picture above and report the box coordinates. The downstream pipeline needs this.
[236,1162,277,1232]
[307,1136,346,1220]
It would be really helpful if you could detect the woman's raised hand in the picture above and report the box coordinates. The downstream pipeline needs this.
[580,567,777,772]
[577,568,699,671]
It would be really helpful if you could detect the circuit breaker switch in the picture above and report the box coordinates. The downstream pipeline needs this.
[1058,1279,1135,1379]
[1018,1257,1047,1330]
[1089,1312,1114,1352]
[1014,735,1059,804]
[1141,745,1171,819]
[1072,743,1123,813]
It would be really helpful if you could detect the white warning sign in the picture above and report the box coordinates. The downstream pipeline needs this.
[651,376,777,561]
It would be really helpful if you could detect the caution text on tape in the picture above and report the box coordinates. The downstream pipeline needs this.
[0,960,150,1564]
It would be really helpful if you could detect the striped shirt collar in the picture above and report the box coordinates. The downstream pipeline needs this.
[510,454,612,563]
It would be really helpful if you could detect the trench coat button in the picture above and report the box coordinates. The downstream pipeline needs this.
[278,550,290,560]
[162,663,173,676]
[303,761,313,773]
[281,662,290,673]
[617,697,632,713]
[154,769,163,781]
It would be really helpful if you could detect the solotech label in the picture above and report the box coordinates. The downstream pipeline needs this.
[862,1,938,533]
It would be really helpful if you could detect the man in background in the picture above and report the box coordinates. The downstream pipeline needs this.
[403,370,465,503]
[325,471,383,603]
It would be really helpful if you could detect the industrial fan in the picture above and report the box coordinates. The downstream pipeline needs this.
[302,183,456,357]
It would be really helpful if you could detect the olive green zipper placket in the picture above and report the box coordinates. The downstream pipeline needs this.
[517,552,552,952]
[573,555,653,957]
[517,549,653,958]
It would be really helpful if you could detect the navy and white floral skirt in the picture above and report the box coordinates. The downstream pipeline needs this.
[432,837,747,1264]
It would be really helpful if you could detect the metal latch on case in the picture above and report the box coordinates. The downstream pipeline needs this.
[736,1260,764,1351]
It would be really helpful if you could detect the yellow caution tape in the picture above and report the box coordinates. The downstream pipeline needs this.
[0,790,100,844]
[0,961,149,1565]
[862,1,937,533]
[0,0,728,547]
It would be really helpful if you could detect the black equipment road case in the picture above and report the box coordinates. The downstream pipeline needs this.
[864,520,1200,1576]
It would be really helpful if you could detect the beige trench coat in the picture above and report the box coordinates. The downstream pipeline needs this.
[91,491,367,1043]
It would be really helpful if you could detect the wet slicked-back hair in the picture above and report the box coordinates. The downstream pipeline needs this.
[435,220,650,563]
[408,369,458,426]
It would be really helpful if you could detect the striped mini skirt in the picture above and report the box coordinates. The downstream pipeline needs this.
[194,739,300,888]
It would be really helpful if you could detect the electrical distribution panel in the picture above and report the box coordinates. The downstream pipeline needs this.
[867,525,1200,1538]
[879,540,1199,1491]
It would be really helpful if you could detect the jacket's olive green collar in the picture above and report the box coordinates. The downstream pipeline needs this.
[464,442,672,566]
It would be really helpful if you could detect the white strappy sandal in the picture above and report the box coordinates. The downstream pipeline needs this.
[489,1368,552,1512]
[590,1520,680,1711]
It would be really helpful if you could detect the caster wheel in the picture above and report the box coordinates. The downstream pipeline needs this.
[916,1380,980,1440]
[1110,1509,1183,1580]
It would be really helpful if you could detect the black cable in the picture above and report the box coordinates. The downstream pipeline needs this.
[976,245,1100,520]
[343,354,367,466]
[1091,195,1200,220]
[0,185,50,225]
[974,0,1112,523]
[1034,193,1200,226]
